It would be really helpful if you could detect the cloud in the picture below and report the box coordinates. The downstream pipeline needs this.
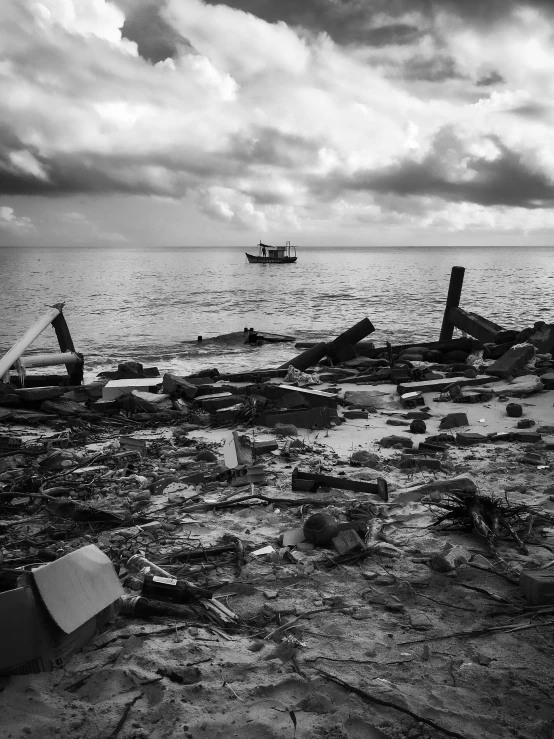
[1,0,554,241]
[0,205,34,231]
[59,210,128,244]
[330,126,554,207]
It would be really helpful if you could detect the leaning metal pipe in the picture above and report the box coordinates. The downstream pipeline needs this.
[19,352,83,369]
[0,305,62,380]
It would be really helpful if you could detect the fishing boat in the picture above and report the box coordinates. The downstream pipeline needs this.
[245,241,297,264]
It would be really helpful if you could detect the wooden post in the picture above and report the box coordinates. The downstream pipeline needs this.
[439,266,465,342]
[51,305,83,384]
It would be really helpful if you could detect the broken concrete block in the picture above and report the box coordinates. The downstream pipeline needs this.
[430,545,468,573]
[456,432,488,446]
[343,409,369,419]
[513,431,542,443]
[343,389,397,410]
[528,323,554,354]
[520,570,554,605]
[506,403,523,417]
[195,393,242,412]
[162,373,198,399]
[399,455,442,470]
[102,378,163,400]
[439,412,468,430]
[259,407,337,429]
[487,344,535,379]
[397,376,496,395]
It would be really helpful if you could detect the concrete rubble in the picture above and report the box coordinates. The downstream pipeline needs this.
[1,314,554,739]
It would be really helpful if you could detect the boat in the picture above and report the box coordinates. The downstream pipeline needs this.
[245,241,297,264]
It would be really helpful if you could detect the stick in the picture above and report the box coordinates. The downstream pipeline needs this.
[398,618,554,645]
[107,693,143,738]
[317,669,469,739]
[264,607,341,641]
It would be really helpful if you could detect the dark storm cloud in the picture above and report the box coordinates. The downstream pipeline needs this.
[228,128,321,169]
[199,0,554,44]
[336,140,554,208]
[509,102,554,120]
[116,0,192,62]
[313,131,554,209]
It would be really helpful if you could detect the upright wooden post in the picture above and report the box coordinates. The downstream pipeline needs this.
[51,303,83,385]
[440,266,465,342]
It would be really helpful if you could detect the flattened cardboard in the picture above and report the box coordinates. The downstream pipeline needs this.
[33,544,124,634]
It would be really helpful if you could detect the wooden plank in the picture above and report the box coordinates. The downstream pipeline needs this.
[397,375,498,394]
[447,306,504,345]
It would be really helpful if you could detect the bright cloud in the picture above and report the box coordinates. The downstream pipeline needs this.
[1,0,554,244]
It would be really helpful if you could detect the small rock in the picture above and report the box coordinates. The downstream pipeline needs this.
[430,544,468,573]
[350,450,380,468]
[273,423,298,437]
[195,449,218,462]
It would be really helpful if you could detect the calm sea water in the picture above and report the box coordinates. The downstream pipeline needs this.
[1,246,553,381]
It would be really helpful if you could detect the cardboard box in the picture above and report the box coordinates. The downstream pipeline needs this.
[0,545,123,675]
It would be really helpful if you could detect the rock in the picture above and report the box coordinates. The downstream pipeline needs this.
[273,423,298,436]
[195,449,218,462]
[350,450,380,468]
[99,361,160,380]
[506,403,523,418]
[410,420,426,434]
[439,412,468,430]
[379,435,413,449]
[162,373,198,399]
[443,350,469,363]
[430,544,469,573]
[488,344,535,379]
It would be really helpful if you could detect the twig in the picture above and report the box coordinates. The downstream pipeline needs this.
[316,669,469,739]
[306,656,415,666]
[106,693,143,738]
[398,618,554,645]
[264,607,342,641]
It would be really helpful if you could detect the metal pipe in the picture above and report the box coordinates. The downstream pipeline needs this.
[0,306,62,380]
[19,352,83,369]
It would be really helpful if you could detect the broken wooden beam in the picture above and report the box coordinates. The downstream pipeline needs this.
[446,306,505,345]
[292,467,388,501]
[397,375,498,394]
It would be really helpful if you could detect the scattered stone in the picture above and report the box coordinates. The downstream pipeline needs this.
[350,450,380,468]
[439,412,469,430]
[273,423,298,436]
[409,419,426,434]
[379,435,413,449]
[430,544,469,573]
[506,403,523,418]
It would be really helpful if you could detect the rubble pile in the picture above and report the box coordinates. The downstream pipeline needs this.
[1,314,554,739]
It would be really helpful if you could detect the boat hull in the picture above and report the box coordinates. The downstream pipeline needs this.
[245,253,297,264]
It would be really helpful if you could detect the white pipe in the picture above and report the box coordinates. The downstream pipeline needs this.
[0,306,62,380]
[19,352,82,369]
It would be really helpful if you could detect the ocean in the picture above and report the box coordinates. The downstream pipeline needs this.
[1,245,553,381]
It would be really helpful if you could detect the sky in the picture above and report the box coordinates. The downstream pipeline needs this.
[1,0,554,246]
